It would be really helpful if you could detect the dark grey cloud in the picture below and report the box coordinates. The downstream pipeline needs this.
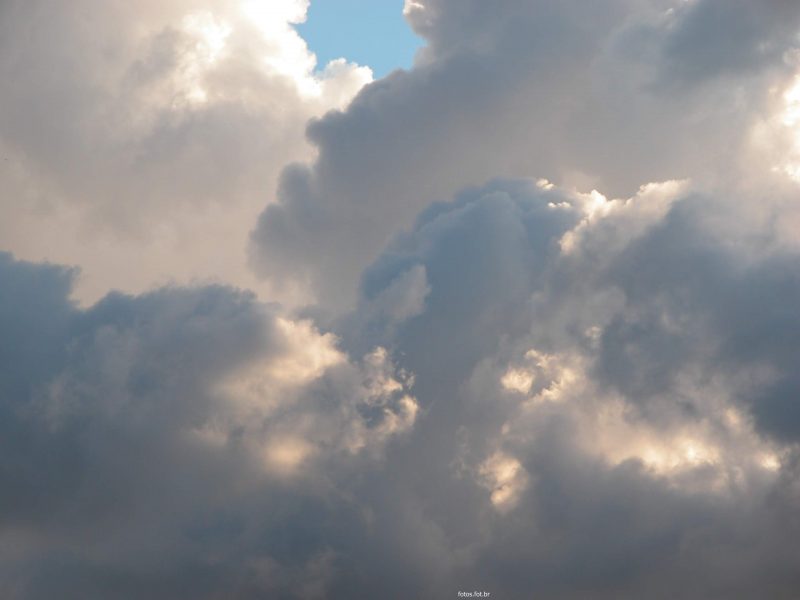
[594,198,800,441]
[0,251,275,529]
[658,0,800,85]
[0,252,419,599]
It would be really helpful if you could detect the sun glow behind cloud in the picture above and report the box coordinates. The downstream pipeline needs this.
[178,0,372,104]
[780,73,800,181]
[181,12,232,103]
[499,341,784,495]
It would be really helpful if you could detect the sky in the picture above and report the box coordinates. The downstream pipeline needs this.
[2,0,800,598]
[297,1,421,77]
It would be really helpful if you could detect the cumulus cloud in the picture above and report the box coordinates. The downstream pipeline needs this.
[4,0,800,597]
[0,252,417,598]
[0,0,370,303]
[250,0,800,310]
[336,175,800,597]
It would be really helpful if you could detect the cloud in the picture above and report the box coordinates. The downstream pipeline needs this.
[658,0,800,84]
[4,0,800,597]
[0,0,371,303]
[250,0,800,310]
[0,252,417,598]
[329,175,800,596]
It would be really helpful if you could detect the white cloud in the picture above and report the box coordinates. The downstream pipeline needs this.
[478,451,529,512]
[0,0,371,304]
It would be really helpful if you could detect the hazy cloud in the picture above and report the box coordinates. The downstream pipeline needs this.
[3,0,800,597]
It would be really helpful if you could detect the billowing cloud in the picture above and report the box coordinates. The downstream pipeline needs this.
[0,0,370,303]
[0,252,417,598]
[3,0,800,598]
[250,0,800,310]
[334,176,800,597]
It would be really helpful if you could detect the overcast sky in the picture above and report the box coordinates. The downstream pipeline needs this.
[2,1,800,598]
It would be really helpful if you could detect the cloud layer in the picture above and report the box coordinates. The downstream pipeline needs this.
[3,0,800,598]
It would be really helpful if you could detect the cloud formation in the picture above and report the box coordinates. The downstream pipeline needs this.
[337,176,800,597]
[0,252,418,598]
[0,0,370,303]
[3,0,800,598]
[251,0,800,310]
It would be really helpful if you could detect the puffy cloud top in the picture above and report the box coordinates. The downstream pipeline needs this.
[3,0,800,598]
